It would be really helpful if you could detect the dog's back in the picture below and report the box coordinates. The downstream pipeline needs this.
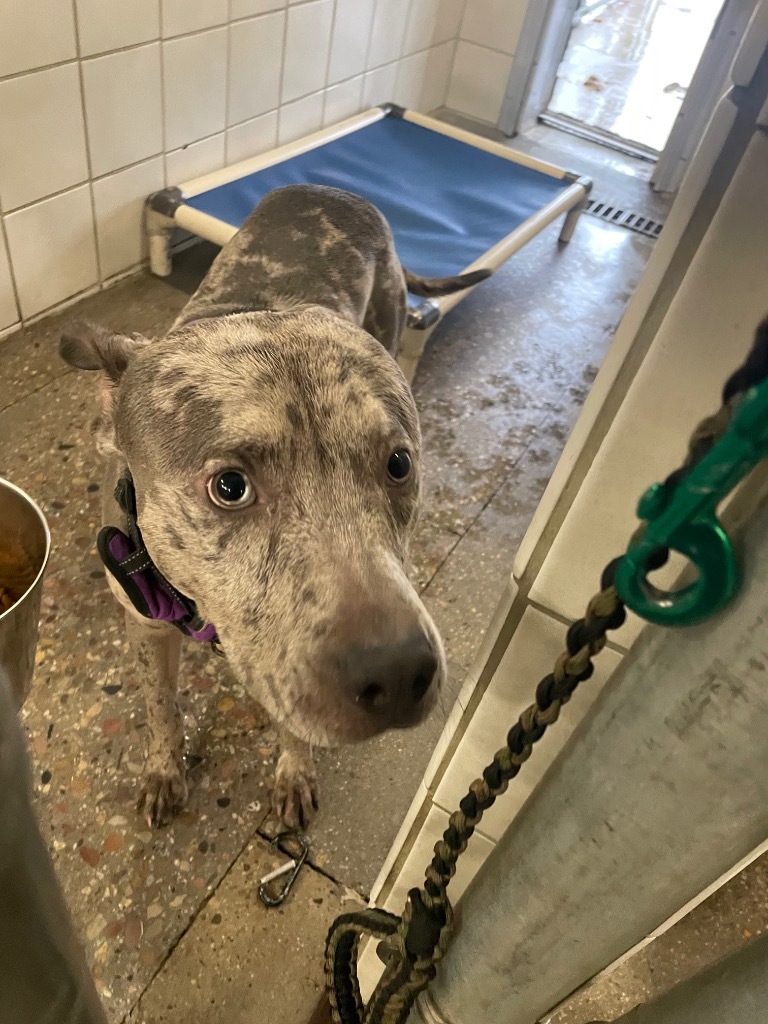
[174,184,491,355]
[174,184,408,351]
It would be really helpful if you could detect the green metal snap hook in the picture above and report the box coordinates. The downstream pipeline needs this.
[614,378,768,627]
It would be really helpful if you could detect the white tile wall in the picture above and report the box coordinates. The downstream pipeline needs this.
[396,40,454,112]
[278,92,325,143]
[0,0,470,335]
[0,64,89,211]
[92,158,164,280]
[426,34,456,102]
[323,77,364,126]
[282,0,334,103]
[368,0,413,69]
[395,49,430,109]
[5,186,98,319]
[162,0,229,37]
[363,62,399,108]
[226,111,279,165]
[460,0,527,55]
[328,0,375,84]
[75,0,160,57]
[231,0,286,18]
[228,12,286,126]
[404,0,465,55]
[165,135,226,186]
[82,44,164,176]
[447,40,513,124]
[0,237,18,332]
[163,29,228,151]
[446,0,526,125]
[0,0,77,78]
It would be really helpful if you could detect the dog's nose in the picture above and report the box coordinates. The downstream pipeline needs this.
[342,631,437,724]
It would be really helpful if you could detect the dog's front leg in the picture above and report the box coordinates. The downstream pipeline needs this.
[126,613,187,827]
[273,726,319,829]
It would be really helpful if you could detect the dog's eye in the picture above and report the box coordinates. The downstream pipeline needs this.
[387,449,412,482]
[207,470,255,509]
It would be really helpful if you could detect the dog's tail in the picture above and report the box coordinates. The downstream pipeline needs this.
[404,266,492,298]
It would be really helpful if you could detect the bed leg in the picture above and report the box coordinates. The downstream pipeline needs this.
[559,176,593,244]
[146,207,175,277]
[397,324,436,386]
[559,199,587,244]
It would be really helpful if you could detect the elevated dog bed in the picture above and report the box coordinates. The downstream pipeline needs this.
[146,104,591,381]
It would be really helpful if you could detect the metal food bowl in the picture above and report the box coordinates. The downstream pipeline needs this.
[0,477,51,709]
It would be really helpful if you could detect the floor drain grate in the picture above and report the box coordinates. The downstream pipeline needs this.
[584,199,664,239]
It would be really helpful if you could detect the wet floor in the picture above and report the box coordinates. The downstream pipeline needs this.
[3,128,752,1022]
[549,0,722,152]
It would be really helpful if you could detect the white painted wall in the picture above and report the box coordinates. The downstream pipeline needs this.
[0,0,467,337]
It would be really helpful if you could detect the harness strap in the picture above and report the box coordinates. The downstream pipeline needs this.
[97,471,219,646]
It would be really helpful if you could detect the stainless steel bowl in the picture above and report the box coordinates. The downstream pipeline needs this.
[0,476,51,709]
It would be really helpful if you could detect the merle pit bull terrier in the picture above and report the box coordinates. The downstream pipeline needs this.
[59,184,489,829]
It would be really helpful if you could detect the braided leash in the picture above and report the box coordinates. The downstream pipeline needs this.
[323,320,768,1024]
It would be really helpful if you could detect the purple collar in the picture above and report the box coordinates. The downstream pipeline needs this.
[97,471,220,648]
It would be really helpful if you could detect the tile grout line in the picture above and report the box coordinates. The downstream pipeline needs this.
[2,222,205,337]
[444,0,466,109]
[363,0,381,84]
[321,0,340,125]
[159,1,169,186]
[392,0,416,104]
[0,206,23,327]
[416,529,463,596]
[276,4,290,139]
[120,810,272,1024]
[4,178,112,220]
[0,37,168,85]
[122,817,366,1023]
[17,282,101,332]
[526,595,630,655]
[419,427,547,600]
[451,36,517,61]
[223,0,233,165]
[255,823,369,898]
[0,367,75,418]
[70,0,103,288]
[3,140,178,218]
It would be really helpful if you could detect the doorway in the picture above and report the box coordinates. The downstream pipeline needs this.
[500,0,755,192]
[544,0,723,156]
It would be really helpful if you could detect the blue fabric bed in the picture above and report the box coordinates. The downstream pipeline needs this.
[185,116,570,280]
[148,107,589,379]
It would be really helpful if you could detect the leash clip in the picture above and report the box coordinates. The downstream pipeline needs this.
[615,378,768,626]
[258,831,309,907]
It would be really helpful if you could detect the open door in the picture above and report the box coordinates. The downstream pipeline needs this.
[500,0,759,194]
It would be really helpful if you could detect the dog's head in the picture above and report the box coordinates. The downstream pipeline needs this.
[60,308,445,744]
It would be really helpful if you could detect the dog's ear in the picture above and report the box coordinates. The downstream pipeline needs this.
[60,321,150,456]
[59,320,148,384]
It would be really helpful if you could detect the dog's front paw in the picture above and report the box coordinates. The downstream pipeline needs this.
[272,752,319,830]
[137,768,188,828]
